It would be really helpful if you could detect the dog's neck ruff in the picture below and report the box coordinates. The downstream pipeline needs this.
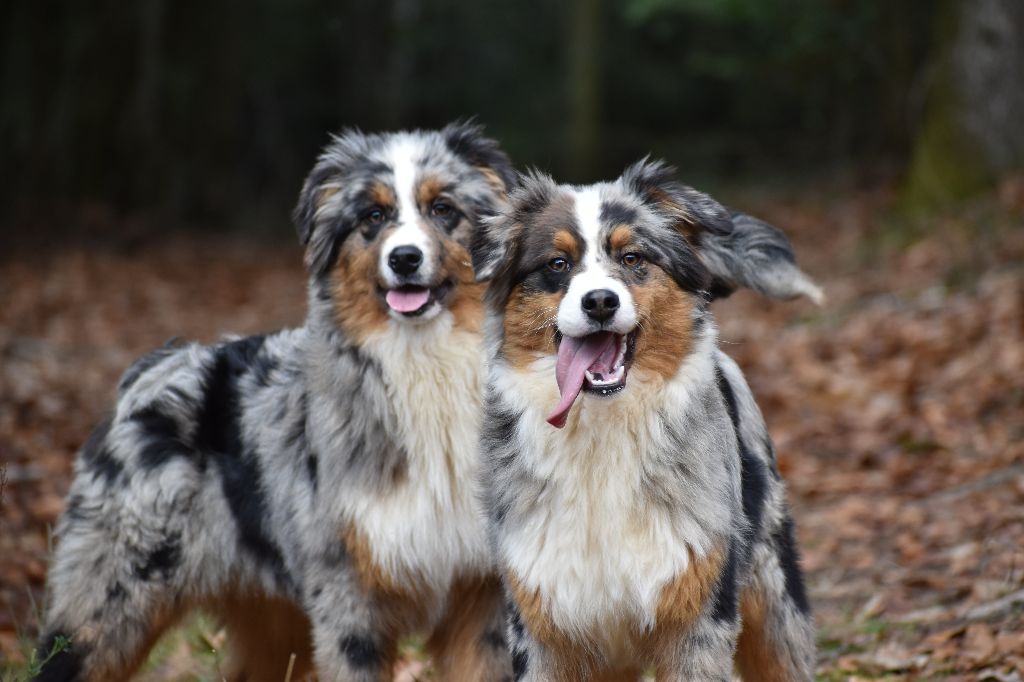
[325,310,491,614]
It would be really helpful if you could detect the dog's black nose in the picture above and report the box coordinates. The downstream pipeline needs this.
[581,289,619,323]
[388,246,423,276]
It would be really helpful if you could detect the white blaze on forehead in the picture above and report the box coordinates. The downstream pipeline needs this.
[380,136,434,286]
[556,186,638,337]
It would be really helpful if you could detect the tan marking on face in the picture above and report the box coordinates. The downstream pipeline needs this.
[734,590,795,682]
[331,238,389,344]
[552,230,579,257]
[416,175,446,208]
[369,181,396,209]
[629,266,695,383]
[443,240,485,332]
[609,225,633,252]
[426,576,511,680]
[501,286,562,370]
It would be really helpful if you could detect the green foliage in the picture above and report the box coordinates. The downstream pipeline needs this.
[2,635,70,682]
[0,0,963,227]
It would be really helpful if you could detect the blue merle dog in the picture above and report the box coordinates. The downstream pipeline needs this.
[33,123,515,682]
[472,161,820,681]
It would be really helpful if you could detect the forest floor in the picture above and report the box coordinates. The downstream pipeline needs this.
[1,177,1022,680]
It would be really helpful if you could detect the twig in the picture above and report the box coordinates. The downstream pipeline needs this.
[284,653,296,682]
[897,588,1024,625]
[916,464,1024,506]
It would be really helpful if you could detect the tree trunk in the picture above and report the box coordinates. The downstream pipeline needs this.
[903,0,1024,210]
[566,0,601,182]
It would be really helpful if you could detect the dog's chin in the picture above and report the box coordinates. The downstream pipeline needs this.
[382,281,453,322]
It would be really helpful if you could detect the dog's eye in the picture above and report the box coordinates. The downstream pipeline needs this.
[621,252,643,267]
[431,201,454,219]
[548,257,571,273]
[364,207,386,226]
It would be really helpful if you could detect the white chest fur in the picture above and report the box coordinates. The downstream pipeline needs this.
[492,338,731,649]
[348,314,491,598]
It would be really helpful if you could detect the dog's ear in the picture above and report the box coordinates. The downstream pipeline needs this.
[292,131,366,276]
[623,158,822,303]
[471,169,555,283]
[700,212,824,303]
[623,158,734,237]
[443,120,517,196]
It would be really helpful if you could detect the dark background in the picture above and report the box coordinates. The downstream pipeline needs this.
[2,1,1023,678]
[3,0,1020,234]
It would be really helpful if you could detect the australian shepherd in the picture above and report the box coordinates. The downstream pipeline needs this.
[34,123,514,682]
[473,160,820,681]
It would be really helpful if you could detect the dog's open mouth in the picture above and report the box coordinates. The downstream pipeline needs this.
[547,330,636,428]
[384,283,450,317]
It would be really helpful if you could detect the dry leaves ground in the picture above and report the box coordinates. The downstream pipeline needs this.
[1,180,1022,680]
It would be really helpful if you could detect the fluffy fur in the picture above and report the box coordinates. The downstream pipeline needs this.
[33,123,515,682]
[473,160,818,681]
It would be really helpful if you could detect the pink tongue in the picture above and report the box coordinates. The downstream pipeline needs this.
[385,288,430,313]
[547,332,618,428]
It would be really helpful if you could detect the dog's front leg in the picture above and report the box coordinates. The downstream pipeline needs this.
[426,575,511,681]
[302,561,397,682]
[657,611,740,682]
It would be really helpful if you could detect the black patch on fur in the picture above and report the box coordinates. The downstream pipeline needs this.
[774,515,812,615]
[443,120,516,190]
[711,537,740,622]
[483,627,506,650]
[339,634,381,670]
[33,631,83,682]
[80,418,122,486]
[599,200,637,228]
[483,401,519,525]
[131,406,188,470]
[511,649,528,680]
[306,451,319,492]
[107,581,126,601]
[716,365,768,539]
[195,336,289,586]
[762,436,783,480]
[637,226,712,294]
[250,346,279,388]
[63,494,85,523]
[507,600,525,639]
[118,337,182,393]
[134,534,182,581]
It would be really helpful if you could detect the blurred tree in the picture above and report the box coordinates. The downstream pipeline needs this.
[567,0,602,181]
[6,0,1003,233]
[903,0,1024,209]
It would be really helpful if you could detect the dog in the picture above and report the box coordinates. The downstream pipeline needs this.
[33,122,515,682]
[472,160,820,681]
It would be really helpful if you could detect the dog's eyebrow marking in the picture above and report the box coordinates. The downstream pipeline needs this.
[368,181,396,208]
[416,175,452,206]
[609,225,633,251]
[552,230,578,257]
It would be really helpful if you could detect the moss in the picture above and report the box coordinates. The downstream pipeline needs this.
[901,0,994,213]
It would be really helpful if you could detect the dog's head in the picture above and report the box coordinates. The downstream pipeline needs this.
[293,121,514,340]
[473,159,822,428]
